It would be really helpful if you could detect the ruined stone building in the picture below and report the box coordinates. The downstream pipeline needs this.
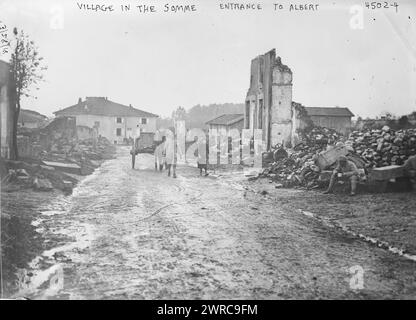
[245,49,354,149]
[0,60,12,158]
[245,49,294,150]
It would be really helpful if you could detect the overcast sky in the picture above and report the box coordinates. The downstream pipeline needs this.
[1,0,415,118]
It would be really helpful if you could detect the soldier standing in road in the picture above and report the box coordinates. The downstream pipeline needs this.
[196,135,208,176]
[130,138,138,169]
[164,133,177,178]
[154,136,166,171]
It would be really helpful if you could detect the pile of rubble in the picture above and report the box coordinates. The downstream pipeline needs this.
[297,126,342,147]
[346,126,416,168]
[39,136,116,176]
[18,116,116,176]
[257,124,416,190]
[4,117,117,193]
[1,163,77,193]
[1,136,114,193]
[259,126,344,188]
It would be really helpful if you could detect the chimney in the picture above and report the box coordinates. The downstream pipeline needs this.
[78,97,82,104]
[129,104,132,108]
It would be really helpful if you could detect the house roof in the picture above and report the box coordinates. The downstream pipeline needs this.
[54,97,158,118]
[19,109,48,123]
[206,114,244,126]
[305,107,354,117]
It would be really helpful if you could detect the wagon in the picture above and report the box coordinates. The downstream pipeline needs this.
[130,132,157,169]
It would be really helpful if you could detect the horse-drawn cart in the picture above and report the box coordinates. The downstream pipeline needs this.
[130,132,156,169]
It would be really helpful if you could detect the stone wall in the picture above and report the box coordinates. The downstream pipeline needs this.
[271,65,293,147]
[245,49,294,150]
[76,125,96,141]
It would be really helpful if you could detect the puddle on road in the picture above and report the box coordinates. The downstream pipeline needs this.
[15,149,151,299]
[13,163,108,299]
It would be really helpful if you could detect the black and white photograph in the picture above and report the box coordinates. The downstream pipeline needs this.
[0,0,416,304]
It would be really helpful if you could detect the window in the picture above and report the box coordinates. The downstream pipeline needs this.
[141,118,147,124]
[116,117,122,124]
[127,128,132,131]
[258,99,263,129]
[245,101,250,129]
[116,128,122,136]
[94,121,100,128]
[260,67,264,85]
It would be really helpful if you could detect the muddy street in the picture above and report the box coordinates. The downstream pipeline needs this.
[20,147,416,299]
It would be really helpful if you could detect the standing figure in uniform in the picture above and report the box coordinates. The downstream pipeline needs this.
[196,135,208,176]
[154,136,166,171]
[164,133,177,178]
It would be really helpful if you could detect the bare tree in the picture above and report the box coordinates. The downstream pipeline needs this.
[8,27,46,160]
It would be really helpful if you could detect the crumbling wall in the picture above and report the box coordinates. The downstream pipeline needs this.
[270,58,293,148]
[292,102,313,146]
[40,116,76,150]
[76,125,95,141]
[15,116,77,159]
[245,50,298,150]
[17,135,43,159]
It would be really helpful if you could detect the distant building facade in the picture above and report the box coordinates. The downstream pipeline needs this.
[54,97,158,144]
[18,109,48,129]
[206,114,244,136]
[0,60,12,158]
[245,49,294,150]
[304,107,354,135]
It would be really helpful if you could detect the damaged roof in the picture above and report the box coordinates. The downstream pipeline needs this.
[54,97,158,118]
[206,114,244,126]
[19,109,48,123]
[305,107,354,117]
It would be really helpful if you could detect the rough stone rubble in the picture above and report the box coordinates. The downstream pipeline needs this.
[258,125,416,190]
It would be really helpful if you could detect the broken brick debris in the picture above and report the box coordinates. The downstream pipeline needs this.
[347,126,416,168]
[257,125,416,191]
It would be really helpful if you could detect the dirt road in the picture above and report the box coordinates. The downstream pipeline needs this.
[19,147,416,299]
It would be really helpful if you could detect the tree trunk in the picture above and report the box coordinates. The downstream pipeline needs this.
[11,104,19,160]
[7,82,18,160]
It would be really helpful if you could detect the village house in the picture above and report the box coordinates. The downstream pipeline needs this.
[206,114,244,136]
[304,107,354,135]
[18,109,48,129]
[245,49,294,150]
[54,97,158,144]
[205,114,245,165]
[0,60,12,158]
